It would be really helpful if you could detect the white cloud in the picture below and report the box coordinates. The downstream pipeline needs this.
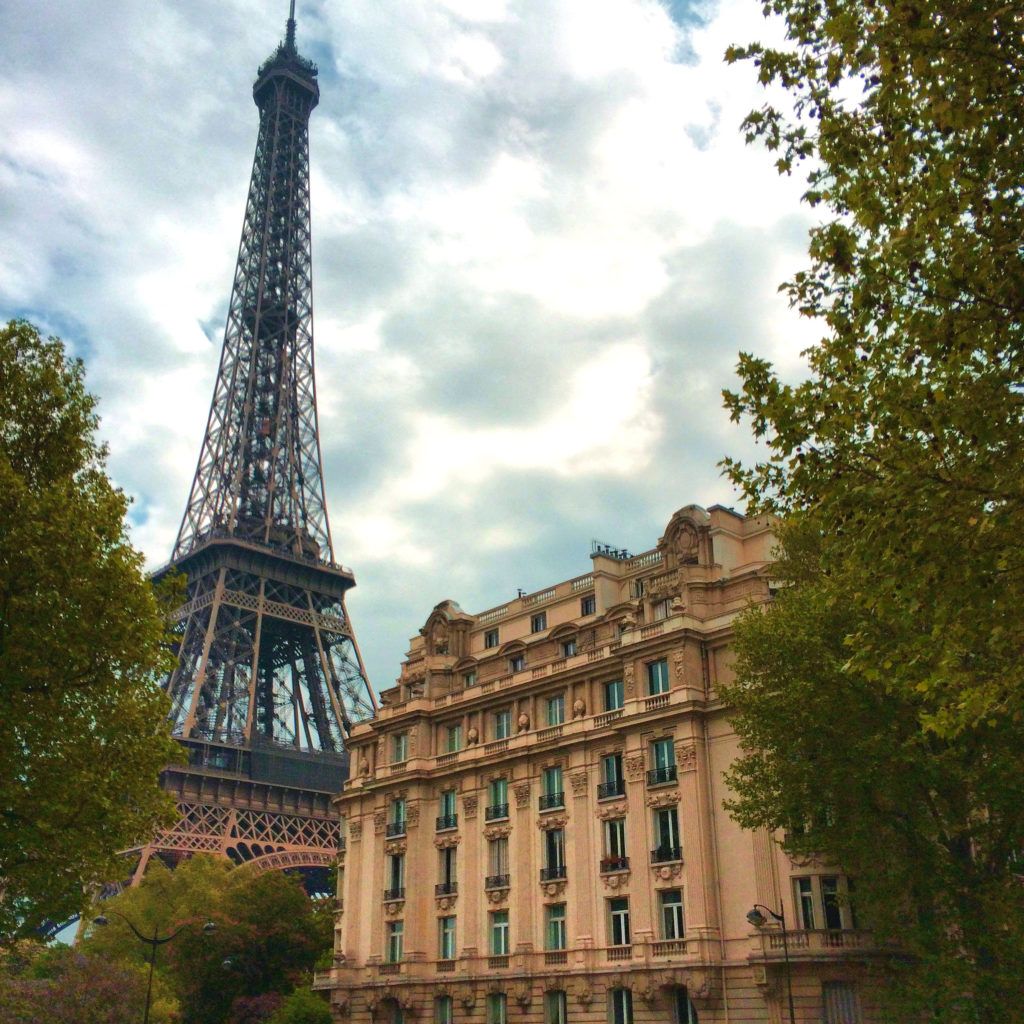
[0,0,813,691]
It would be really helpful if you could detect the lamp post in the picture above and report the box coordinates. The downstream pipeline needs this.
[747,903,797,1024]
[93,910,216,1024]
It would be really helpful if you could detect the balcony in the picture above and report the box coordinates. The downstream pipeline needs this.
[436,814,458,831]
[544,951,568,965]
[597,779,625,800]
[485,874,510,890]
[485,803,509,821]
[538,792,564,811]
[600,856,630,873]
[385,820,406,837]
[435,882,457,896]
[650,845,682,864]
[607,945,633,961]
[647,765,677,787]
[652,938,688,957]
[488,956,509,969]
[540,865,567,882]
[758,929,875,956]
[383,887,405,901]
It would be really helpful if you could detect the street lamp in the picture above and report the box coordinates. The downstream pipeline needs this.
[93,910,216,1024]
[747,903,797,1024]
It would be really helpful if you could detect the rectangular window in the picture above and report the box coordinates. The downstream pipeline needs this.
[649,737,677,785]
[487,778,509,819]
[610,989,633,1024]
[660,889,684,939]
[546,990,567,1024]
[462,671,477,688]
[581,594,596,616]
[545,903,566,950]
[675,989,698,1024]
[546,694,565,726]
[490,910,510,955]
[540,766,564,808]
[487,993,508,1024]
[531,611,547,633]
[391,797,406,826]
[446,724,463,752]
[484,629,499,649]
[604,679,624,711]
[647,659,670,695]
[653,807,681,861]
[653,598,671,621]
[545,829,566,873]
[494,709,512,740]
[796,876,815,929]
[822,875,843,930]
[823,981,863,1024]
[386,920,403,962]
[439,845,456,889]
[489,836,509,876]
[562,638,578,657]
[599,753,624,798]
[609,898,631,946]
[436,996,453,1024]
[439,916,456,959]
[392,732,408,762]
[439,789,456,818]
[387,853,404,898]
[509,653,525,673]
[604,817,627,859]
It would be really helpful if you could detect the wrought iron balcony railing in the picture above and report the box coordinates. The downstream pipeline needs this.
[540,865,567,882]
[436,814,458,831]
[385,820,406,837]
[600,856,630,873]
[434,882,457,896]
[383,887,405,901]
[485,803,509,820]
[646,765,677,786]
[538,792,564,810]
[485,874,510,889]
[597,779,625,799]
[650,845,682,864]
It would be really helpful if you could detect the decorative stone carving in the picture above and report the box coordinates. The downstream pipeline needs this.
[517,712,531,732]
[684,966,720,1003]
[646,791,680,809]
[636,981,658,1006]
[623,663,636,697]
[573,982,593,1007]
[624,753,646,781]
[677,745,698,772]
[348,820,363,840]
[409,726,418,756]
[334,992,350,1016]
[537,814,567,831]
[383,900,404,916]
[486,888,509,905]
[373,810,386,835]
[467,727,479,745]
[483,823,511,841]
[459,990,476,1011]
[434,834,461,849]
[384,839,407,856]
[436,895,457,911]
[601,871,631,890]
[513,782,531,808]
[513,984,531,1009]
[359,757,370,777]
[462,794,479,820]
[655,862,684,881]
[541,879,568,898]
[406,803,420,827]
[596,803,628,820]
[572,698,586,719]
[569,771,588,796]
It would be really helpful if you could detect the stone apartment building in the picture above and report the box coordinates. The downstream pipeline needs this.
[316,505,883,1024]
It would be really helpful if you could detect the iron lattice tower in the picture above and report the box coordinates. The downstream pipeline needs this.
[133,5,376,886]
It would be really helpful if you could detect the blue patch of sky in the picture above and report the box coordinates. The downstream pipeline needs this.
[3,305,97,364]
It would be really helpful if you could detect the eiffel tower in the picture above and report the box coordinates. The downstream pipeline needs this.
[131,3,376,888]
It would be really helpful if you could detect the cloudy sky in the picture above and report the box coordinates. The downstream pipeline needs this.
[1,0,814,694]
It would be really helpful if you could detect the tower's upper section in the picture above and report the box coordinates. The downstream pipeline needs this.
[173,2,334,565]
[254,1,319,109]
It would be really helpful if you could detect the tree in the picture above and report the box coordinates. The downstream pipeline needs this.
[0,319,181,941]
[719,1,1024,1019]
[82,855,332,1024]
[267,987,332,1024]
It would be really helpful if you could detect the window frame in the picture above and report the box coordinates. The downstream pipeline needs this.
[392,732,409,762]
[531,611,547,633]
[609,987,633,1024]
[493,708,512,740]
[386,920,404,962]
[545,903,567,951]
[647,659,670,695]
[604,678,624,711]
[509,652,526,673]
[609,896,631,947]
[580,594,596,616]
[490,909,510,955]
[660,888,684,940]
[546,693,565,726]
[484,628,499,649]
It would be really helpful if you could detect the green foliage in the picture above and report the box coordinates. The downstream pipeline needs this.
[721,1,1024,1018]
[0,942,165,1024]
[0,319,182,941]
[82,856,331,1024]
[267,986,332,1024]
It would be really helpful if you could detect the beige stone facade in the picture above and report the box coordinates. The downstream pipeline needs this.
[317,505,887,1024]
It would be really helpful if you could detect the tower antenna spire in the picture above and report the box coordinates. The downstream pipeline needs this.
[286,0,296,50]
